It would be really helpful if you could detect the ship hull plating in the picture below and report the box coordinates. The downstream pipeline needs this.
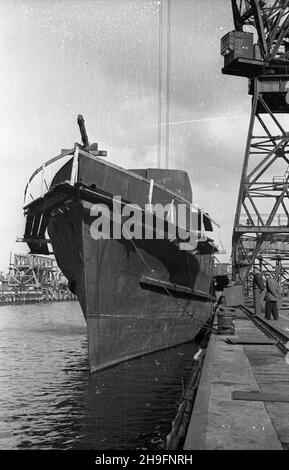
[48,198,213,372]
[24,150,215,372]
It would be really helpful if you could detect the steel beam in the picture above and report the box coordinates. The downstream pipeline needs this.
[227,1,289,284]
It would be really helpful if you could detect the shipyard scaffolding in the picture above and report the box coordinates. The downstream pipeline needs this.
[221,0,289,289]
[7,253,61,289]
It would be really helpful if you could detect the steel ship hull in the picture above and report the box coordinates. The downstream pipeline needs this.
[23,147,216,372]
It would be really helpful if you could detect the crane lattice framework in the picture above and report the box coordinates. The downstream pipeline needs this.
[221,0,289,286]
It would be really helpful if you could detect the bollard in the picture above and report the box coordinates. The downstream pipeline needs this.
[217,308,235,335]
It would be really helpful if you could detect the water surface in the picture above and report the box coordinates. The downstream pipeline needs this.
[0,302,199,450]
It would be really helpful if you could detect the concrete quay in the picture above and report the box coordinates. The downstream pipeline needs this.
[184,306,289,450]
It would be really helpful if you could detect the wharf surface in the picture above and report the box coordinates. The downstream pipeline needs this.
[184,303,289,450]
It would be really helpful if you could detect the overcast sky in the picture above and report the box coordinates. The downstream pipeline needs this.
[0,0,252,272]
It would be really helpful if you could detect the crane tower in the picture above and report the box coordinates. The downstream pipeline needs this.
[221,0,289,286]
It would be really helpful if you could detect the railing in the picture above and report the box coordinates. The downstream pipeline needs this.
[23,144,221,244]
[239,213,289,227]
[23,146,83,206]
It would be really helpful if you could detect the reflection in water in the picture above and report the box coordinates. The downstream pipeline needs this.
[0,302,199,450]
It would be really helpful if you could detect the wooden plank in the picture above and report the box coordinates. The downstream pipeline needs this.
[234,319,289,446]
[232,390,289,403]
[23,214,34,239]
[226,337,276,345]
[31,213,42,237]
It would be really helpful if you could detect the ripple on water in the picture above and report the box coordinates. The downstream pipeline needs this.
[0,302,199,450]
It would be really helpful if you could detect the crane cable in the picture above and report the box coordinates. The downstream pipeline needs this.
[165,0,171,170]
[157,1,163,168]
[158,0,172,169]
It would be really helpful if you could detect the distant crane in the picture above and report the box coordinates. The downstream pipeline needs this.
[221,0,289,286]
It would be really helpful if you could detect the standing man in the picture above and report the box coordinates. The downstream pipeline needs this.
[252,271,265,316]
[265,275,280,321]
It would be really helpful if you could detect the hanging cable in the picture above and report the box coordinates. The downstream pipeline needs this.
[165,0,171,169]
[157,0,163,168]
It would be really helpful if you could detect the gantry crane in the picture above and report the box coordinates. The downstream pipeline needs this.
[221,0,289,287]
